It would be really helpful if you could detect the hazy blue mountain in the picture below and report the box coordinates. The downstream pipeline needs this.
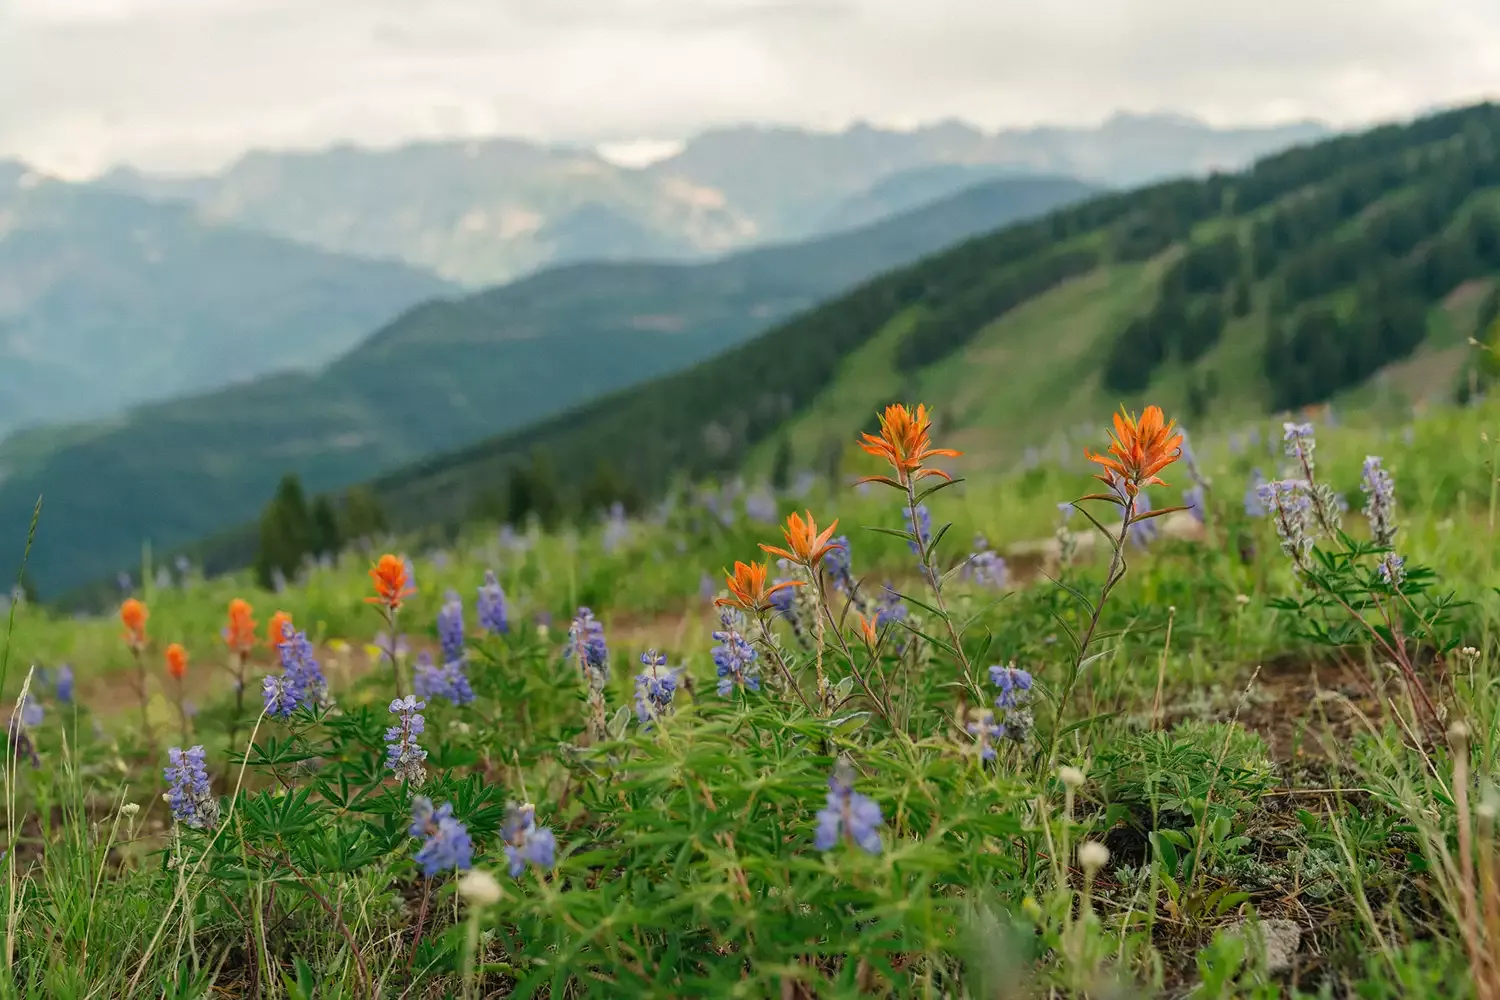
[5,174,1097,595]
[0,162,454,435]
[98,113,1328,285]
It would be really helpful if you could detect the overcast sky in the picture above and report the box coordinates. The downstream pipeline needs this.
[4,0,1500,179]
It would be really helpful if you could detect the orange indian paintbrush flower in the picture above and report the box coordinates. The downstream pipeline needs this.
[165,643,188,680]
[854,612,879,651]
[120,598,148,651]
[366,554,415,611]
[760,510,840,569]
[858,403,961,486]
[1084,405,1183,498]
[224,599,257,655]
[714,561,803,613]
[267,610,293,650]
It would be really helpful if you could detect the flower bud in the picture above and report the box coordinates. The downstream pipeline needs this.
[458,869,502,906]
[1079,841,1110,873]
[1059,766,1086,789]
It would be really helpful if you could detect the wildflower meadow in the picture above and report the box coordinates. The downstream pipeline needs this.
[1,397,1499,997]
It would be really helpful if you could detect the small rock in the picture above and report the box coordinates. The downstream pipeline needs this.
[1227,917,1302,973]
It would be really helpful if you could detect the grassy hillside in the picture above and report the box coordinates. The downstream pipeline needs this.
[308,103,1500,549]
[3,175,1095,597]
[0,163,455,434]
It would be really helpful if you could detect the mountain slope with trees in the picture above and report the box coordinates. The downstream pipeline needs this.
[304,103,1500,554]
[0,174,1096,596]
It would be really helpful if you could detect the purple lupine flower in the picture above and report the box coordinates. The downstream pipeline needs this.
[409,797,473,877]
[602,503,631,553]
[565,608,609,681]
[989,665,1034,710]
[54,665,73,705]
[1244,469,1268,517]
[376,631,410,662]
[1183,484,1205,523]
[744,488,778,524]
[164,745,218,829]
[262,674,299,719]
[814,761,883,854]
[385,696,428,784]
[791,470,817,498]
[1284,421,1317,473]
[415,652,472,705]
[438,590,465,665]
[502,802,557,877]
[5,718,37,769]
[1378,552,1406,587]
[823,536,855,594]
[904,504,932,558]
[711,611,760,697]
[962,536,1008,589]
[1361,456,1398,548]
[116,572,133,595]
[768,572,798,615]
[476,571,509,634]
[967,710,1003,761]
[270,624,329,713]
[874,585,907,628]
[1057,502,1075,523]
[1124,489,1158,547]
[633,650,679,726]
[1258,478,1314,565]
[19,694,41,729]
[699,573,716,603]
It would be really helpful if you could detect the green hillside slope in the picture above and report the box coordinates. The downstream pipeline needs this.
[0,163,455,434]
[3,174,1095,595]
[321,103,1500,548]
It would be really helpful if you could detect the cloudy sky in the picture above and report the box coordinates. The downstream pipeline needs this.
[4,0,1500,178]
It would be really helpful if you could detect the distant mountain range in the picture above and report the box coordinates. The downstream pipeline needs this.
[0,161,454,434]
[99,113,1329,286]
[2,173,1098,595]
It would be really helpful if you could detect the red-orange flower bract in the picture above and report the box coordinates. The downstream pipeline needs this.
[165,643,188,680]
[224,598,257,655]
[120,598,148,651]
[760,510,840,569]
[267,610,293,650]
[858,403,961,486]
[1085,405,1183,498]
[366,554,415,611]
[715,561,803,613]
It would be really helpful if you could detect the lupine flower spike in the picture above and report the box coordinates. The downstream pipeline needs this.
[476,570,509,634]
[711,611,761,696]
[438,590,465,665]
[715,561,803,613]
[385,696,428,784]
[502,802,558,878]
[858,403,961,488]
[163,745,219,829]
[760,511,841,569]
[814,760,884,854]
[1085,405,1183,500]
[633,650,679,726]
[409,796,472,877]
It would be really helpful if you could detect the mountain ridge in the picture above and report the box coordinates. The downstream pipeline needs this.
[94,114,1329,285]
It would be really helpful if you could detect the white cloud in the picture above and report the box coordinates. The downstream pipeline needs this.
[3,0,1499,177]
